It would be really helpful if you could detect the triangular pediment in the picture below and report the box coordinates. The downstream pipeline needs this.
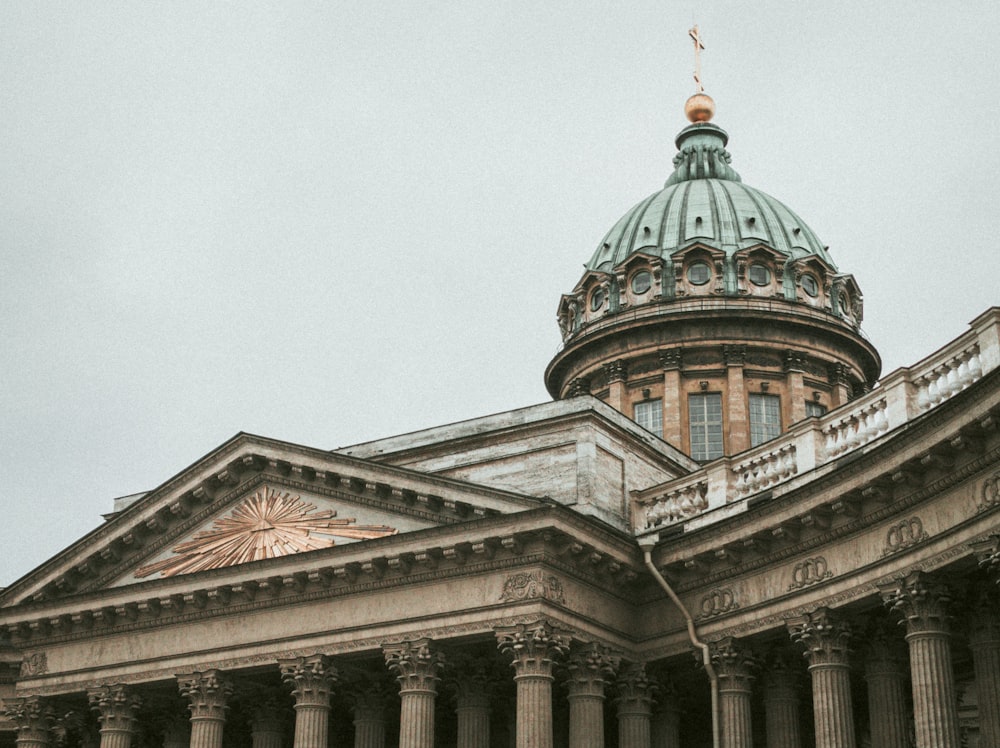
[1,433,545,606]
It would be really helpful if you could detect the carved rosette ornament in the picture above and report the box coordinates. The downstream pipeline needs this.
[88,684,142,739]
[4,696,54,747]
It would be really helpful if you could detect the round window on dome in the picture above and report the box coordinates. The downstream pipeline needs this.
[631,271,652,295]
[748,263,771,287]
[687,261,711,286]
[801,274,819,298]
[590,288,605,311]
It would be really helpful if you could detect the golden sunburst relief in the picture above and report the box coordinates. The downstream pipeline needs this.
[134,486,397,578]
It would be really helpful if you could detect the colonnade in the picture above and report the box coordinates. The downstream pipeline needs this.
[6,572,1000,747]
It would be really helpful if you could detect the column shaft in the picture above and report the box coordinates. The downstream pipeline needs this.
[968,603,1000,748]
[907,633,960,747]
[809,664,855,748]
[763,671,801,748]
[568,694,605,748]
[864,634,909,748]
[291,705,331,748]
[455,694,491,748]
[497,621,568,748]
[616,663,653,748]
[661,358,682,447]
[650,709,680,748]
[710,638,756,748]
[882,573,961,748]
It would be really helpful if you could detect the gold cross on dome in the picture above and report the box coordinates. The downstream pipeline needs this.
[689,25,705,93]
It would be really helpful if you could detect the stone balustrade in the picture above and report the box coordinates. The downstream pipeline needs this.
[634,308,1000,534]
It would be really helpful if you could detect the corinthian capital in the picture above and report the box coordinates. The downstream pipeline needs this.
[787,607,852,667]
[177,669,233,720]
[879,571,953,635]
[280,654,338,707]
[495,619,569,678]
[383,638,444,693]
[87,684,142,731]
[4,696,53,741]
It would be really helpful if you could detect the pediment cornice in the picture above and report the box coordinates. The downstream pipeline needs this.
[0,433,548,607]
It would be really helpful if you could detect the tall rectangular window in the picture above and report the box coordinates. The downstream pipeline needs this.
[634,399,663,437]
[689,393,723,461]
[749,393,782,447]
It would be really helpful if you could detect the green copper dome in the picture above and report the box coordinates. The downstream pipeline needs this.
[586,122,835,272]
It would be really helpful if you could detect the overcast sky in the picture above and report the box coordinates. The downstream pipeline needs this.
[2,2,998,586]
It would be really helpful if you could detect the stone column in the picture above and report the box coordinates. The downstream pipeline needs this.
[565,643,616,748]
[384,638,444,748]
[4,696,53,748]
[616,663,655,748]
[447,655,499,748]
[724,345,749,454]
[881,572,961,748]
[659,350,683,447]
[280,654,338,748]
[762,652,802,748]
[496,620,569,748]
[177,670,233,748]
[249,701,286,748]
[788,608,855,748]
[863,620,909,748]
[349,685,392,748]
[87,685,142,748]
[967,583,1000,748]
[710,637,757,748]
[160,716,190,748]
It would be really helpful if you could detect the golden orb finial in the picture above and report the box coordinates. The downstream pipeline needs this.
[685,92,715,123]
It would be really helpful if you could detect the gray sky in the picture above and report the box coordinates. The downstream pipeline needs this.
[2,2,998,586]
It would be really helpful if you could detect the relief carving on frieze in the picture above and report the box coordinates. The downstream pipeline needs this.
[500,572,565,604]
[979,471,1000,513]
[882,517,928,557]
[19,652,47,677]
[788,557,833,591]
[696,587,739,620]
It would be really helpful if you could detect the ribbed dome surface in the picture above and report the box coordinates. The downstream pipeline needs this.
[586,123,835,272]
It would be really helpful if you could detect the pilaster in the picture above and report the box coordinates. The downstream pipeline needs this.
[87,684,141,748]
[177,670,233,748]
[724,345,749,454]
[710,637,757,748]
[881,572,961,748]
[384,638,444,748]
[565,642,617,748]
[659,349,683,447]
[604,360,627,411]
[784,351,807,423]
[280,654,338,748]
[787,608,855,748]
[496,620,569,748]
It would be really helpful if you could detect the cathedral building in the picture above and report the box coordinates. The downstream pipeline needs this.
[2,82,999,748]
